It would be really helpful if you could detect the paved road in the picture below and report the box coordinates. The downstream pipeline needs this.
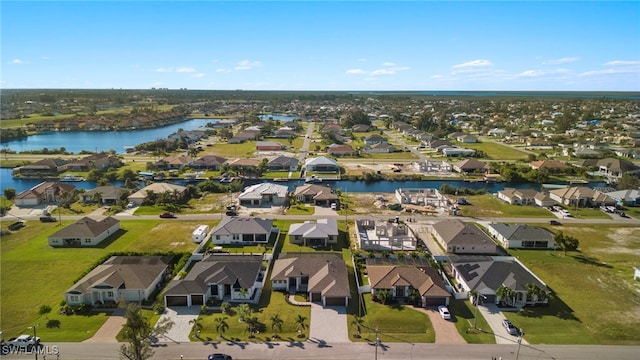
[3,341,638,360]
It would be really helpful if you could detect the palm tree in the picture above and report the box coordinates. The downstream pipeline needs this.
[214,316,229,340]
[295,315,307,337]
[270,314,283,339]
[220,301,231,315]
[245,316,260,338]
[496,285,516,307]
[351,316,365,338]
[189,317,203,339]
[238,288,249,300]
[377,289,392,304]
[236,303,251,322]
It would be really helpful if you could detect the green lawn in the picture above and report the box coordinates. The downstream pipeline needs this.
[506,224,640,344]
[450,300,496,344]
[205,141,259,158]
[563,206,612,219]
[459,140,530,161]
[354,294,434,343]
[285,204,315,215]
[456,194,552,218]
[0,220,196,338]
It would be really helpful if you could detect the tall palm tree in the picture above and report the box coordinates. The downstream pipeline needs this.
[351,316,365,338]
[496,285,516,306]
[295,315,307,337]
[238,288,249,300]
[236,303,251,322]
[270,314,283,339]
[214,316,229,340]
[189,317,203,339]
[245,316,260,338]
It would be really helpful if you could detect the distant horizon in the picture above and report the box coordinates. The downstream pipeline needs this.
[2,1,639,91]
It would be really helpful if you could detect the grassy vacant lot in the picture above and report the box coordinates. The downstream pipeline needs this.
[0,219,198,339]
[460,140,530,161]
[456,194,552,218]
[563,206,612,219]
[506,224,640,345]
[449,299,495,344]
[353,294,434,343]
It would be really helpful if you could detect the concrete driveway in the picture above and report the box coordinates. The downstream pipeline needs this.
[308,303,348,344]
[413,307,466,344]
[477,304,528,345]
[157,306,200,344]
[84,308,125,343]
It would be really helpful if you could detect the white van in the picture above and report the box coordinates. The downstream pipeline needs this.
[330,203,337,210]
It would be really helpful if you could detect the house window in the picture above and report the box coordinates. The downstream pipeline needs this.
[69,295,79,302]
[107,291,114,298]
[85,239,92,243]
[216,235,220,240]
[232,234,240,240]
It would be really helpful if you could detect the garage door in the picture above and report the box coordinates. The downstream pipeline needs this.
[324,297,345,306]
[425,297,447,307]
[191,294,204,305]
[311,292,321,302]
[165,295,188,307]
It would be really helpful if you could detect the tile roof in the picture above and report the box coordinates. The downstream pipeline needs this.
[210,217,273,236]
[271,253,350,299]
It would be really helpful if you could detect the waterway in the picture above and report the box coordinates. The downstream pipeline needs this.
[1,168,607,194]
[1,118,216,154]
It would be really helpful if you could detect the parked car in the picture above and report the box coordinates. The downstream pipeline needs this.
[159,212,176,218]
[549,220,561,225]
[330,203,337,210]
[39,216,57,222]
[502,319,519,335]
[437,305,451,320]
[208,354,232,360]
[8,221,26,231]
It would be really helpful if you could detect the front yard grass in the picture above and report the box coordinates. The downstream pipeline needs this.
[0,220,197,338]
[506,224,640,344]
[563,207,612,219]
[456,194,552,218]
[285,204,315,215]
[449,299,495,344]
[461,139,530,161]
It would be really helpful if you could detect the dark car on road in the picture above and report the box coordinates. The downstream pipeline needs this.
[159,212,176,218]
[208,354,232,360]
[502,319,519,336]
[549,220,561,225]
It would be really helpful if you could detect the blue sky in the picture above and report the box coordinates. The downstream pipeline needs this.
[2,1,639,91]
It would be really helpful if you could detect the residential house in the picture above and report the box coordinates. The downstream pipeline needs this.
[450,132,478,143]
[366,258,450,307]
[604,189,640,206]
[488,128,508,137]
[271,253,351,307]
[289,218,339,247]
[237,182,288,206]
[227,158,262,175]
[14,181,76,206]
[13,158,69,177]
[266,156,299,171]
[529,160,569,173]
[191,155,227,170]
[163,254,263,307]
[48,216,120,247]
[614,148,640,159]
[452,159,492,174]
[304,156,339,173]
[256,141,285,151]
[127,182,187,206]
[66,153,122,171]
[80,185,127,205]
[430,219,497,254]
[293,184,339,206]
[595,158,640,180]
[413,159,452,173]
[351,124,371,132]
[363,134,388,145]
[363,143,398,153]
[449,256,549,308]
[228,129,261,143]
[155,155,192,170]
[497,188,539,205]
[327,144,356,156]
[210,217,276,245]
[356,219,417,251]
[65,255,171,306]
[486,223,557,249]
[549,186,615,208]
[427,139,454,150]
[441,147,477,157]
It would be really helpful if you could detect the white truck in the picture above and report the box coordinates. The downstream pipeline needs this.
[2,334,41,350]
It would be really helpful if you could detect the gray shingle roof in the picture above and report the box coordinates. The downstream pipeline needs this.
[451,256,547,293]
[432,219,494,247]
[50,216,119,238]
[271,253,350,299]
[488,223,556,242]
[210,217,273,236]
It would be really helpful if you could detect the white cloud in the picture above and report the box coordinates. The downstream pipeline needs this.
[370,69,397,76]
[603,60,640,66]
[235,60,263,70]
[346,69,367,75]
[514,68,571,78]
[10,59,24,64]
[155,67,173,72]
[452,59,492,69]
[543,57,580,65]
[382,62,397,67]
[176,67,196,73]
[191,73,205,78]
[216,68,231,73]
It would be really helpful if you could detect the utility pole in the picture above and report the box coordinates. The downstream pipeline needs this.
[515,329,524,360]
[374,326,380,360]
[472,293,487,330]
